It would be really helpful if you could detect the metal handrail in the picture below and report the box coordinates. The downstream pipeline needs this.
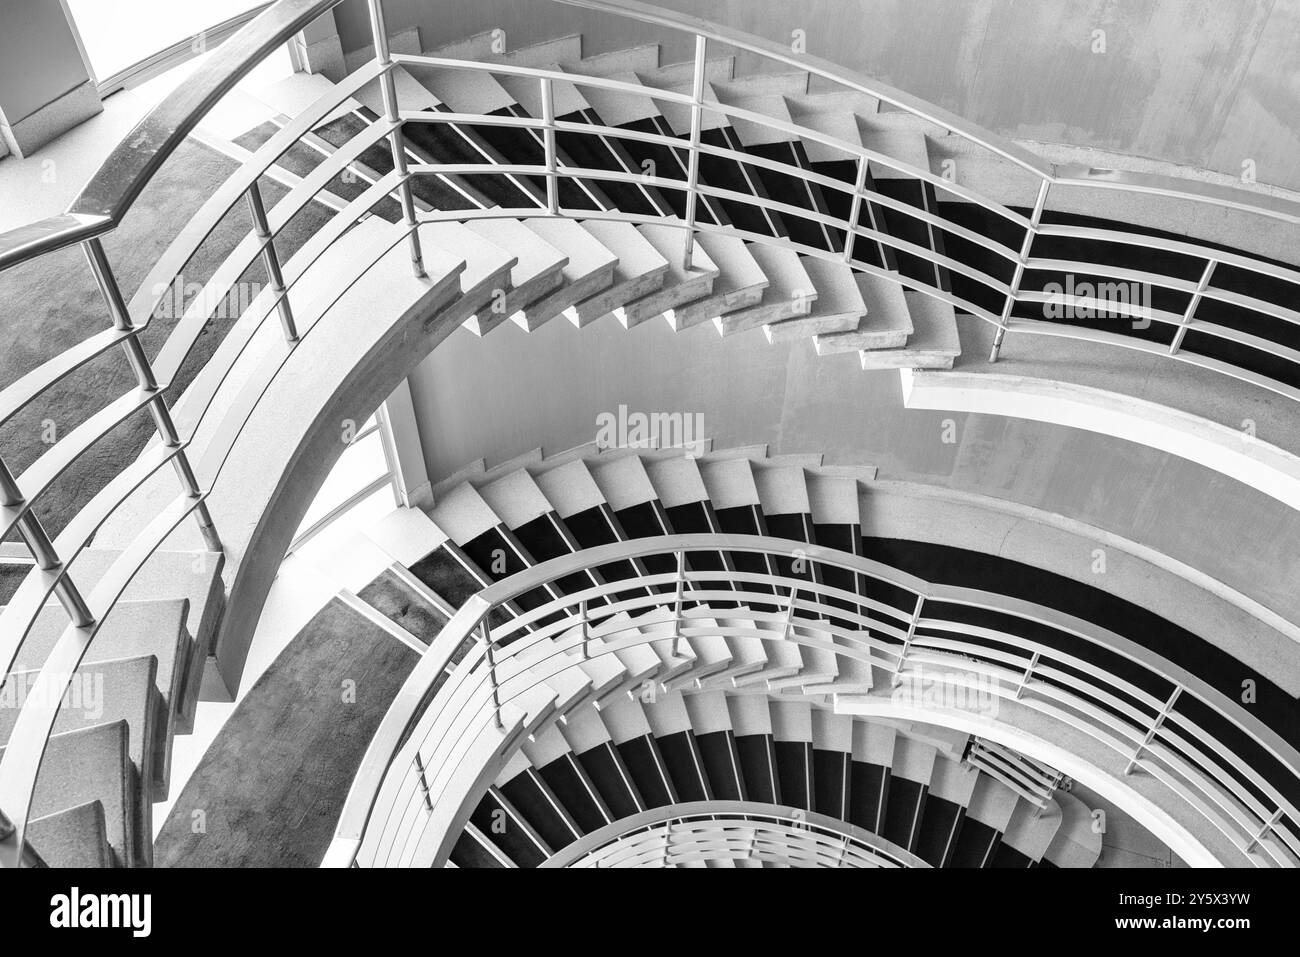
[328,534,1300,869]
[0,0,1297,868]
[538,801,926,868]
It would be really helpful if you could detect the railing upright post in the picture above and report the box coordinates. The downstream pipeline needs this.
[83,238,222,553]
[681,35,707,271]
[367,0,426,279]
[990,177,1051,362]
[1243,808,1285,854]
[0,456,94,628]
[245,180,299,342]
[540,78,560,215]
[480,618,503,731]
[1125,683,1182,774]
[412,752,434,812]
[842,154,868,264]
[580,598,590,658]
[671,550,686,657]
[1170,259,1217,355]
[1014,650,1040,699]
[892,594,925,687]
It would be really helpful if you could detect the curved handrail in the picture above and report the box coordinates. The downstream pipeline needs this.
[538,801,927,868]
[330,534,1300,869]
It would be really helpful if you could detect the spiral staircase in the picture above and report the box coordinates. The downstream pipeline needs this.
[0,0,1297,869]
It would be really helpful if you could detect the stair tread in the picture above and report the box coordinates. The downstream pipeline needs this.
[714,91,798,147]
[465,219,568,328]
[670,234,769,328]
[617,224,719,327]
[764,256,867,342]
[28,799,114,868]
[717,244,817,335]
[858,291,961,369]
[568,220,670,324]
[566,44,660,77]
[784,105,863,163]
[562,67,660,127]
[816,273,914,353]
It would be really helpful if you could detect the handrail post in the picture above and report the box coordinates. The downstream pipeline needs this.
[83,238,222,553]
[1124,683,1182,774]
[540,78,559,215]
[892,594,925,687]
[1014,650,1040,700]
[1170,259,1216,355]
[412,752,434,812]
[367,0,426,279]
[681,35,707,271]
[842,154,868,264]
[990,177,1051,362]
[1243,808,1285,854]
[480,618,503,731]
[0,455,94,628]
[245,180,299,342]
[580,598,590,658]
[671,550,686,657]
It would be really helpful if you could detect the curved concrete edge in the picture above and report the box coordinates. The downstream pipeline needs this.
[98,219,470,692]
[861,479,1300,696]
[902,368,1300,513]
[834,694,1234,868]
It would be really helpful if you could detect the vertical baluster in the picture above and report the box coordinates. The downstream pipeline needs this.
[83,238,221,552]
[480,618,503,730]
[842,154,868,264]
[990,177,1051,362]
[1170,259,1216,355]
[0,457,94,627]
[540,77,559,215]
[681,35,707,271]
[367,0,426,278]
[245,180,299,342]
[892,593,925,687]
[670,550,686,657]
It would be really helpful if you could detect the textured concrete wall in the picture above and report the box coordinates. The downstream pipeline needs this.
[333,0,1300,190]
[407,315,1300,632]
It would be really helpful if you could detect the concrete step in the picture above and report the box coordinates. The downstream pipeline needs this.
[616,224,719,328]
[12,599,191,786]
[464,219,568,334]
[421,221,516,331]
[0,655,158,804]
[716,244,817,335]
[713,91,799,148]
[2,721,136,867]
[815,273,913,353]
[567,220,670,326]
[1044,791,1104,868]
[516,218,620,330]
[857,291,961,369]
[28,799,114,868]
[764,256,866,342]
[668,233,768,330]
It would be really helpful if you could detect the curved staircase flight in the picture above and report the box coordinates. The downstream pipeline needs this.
[1,0,1298,870]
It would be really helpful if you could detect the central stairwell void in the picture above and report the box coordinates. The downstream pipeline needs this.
[0,0,1297,869]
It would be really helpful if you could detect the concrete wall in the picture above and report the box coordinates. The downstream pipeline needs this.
[408,315,1300,632]
[0,0,101,157]
[332,0,1300,191]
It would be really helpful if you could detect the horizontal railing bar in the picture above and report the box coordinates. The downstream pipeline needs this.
[0,386,163,544]
[125,57,391,331]
[1035,222,1300,288]
[0,327,137,430]
[1005,319,1300,405]
[0,442,185,686]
